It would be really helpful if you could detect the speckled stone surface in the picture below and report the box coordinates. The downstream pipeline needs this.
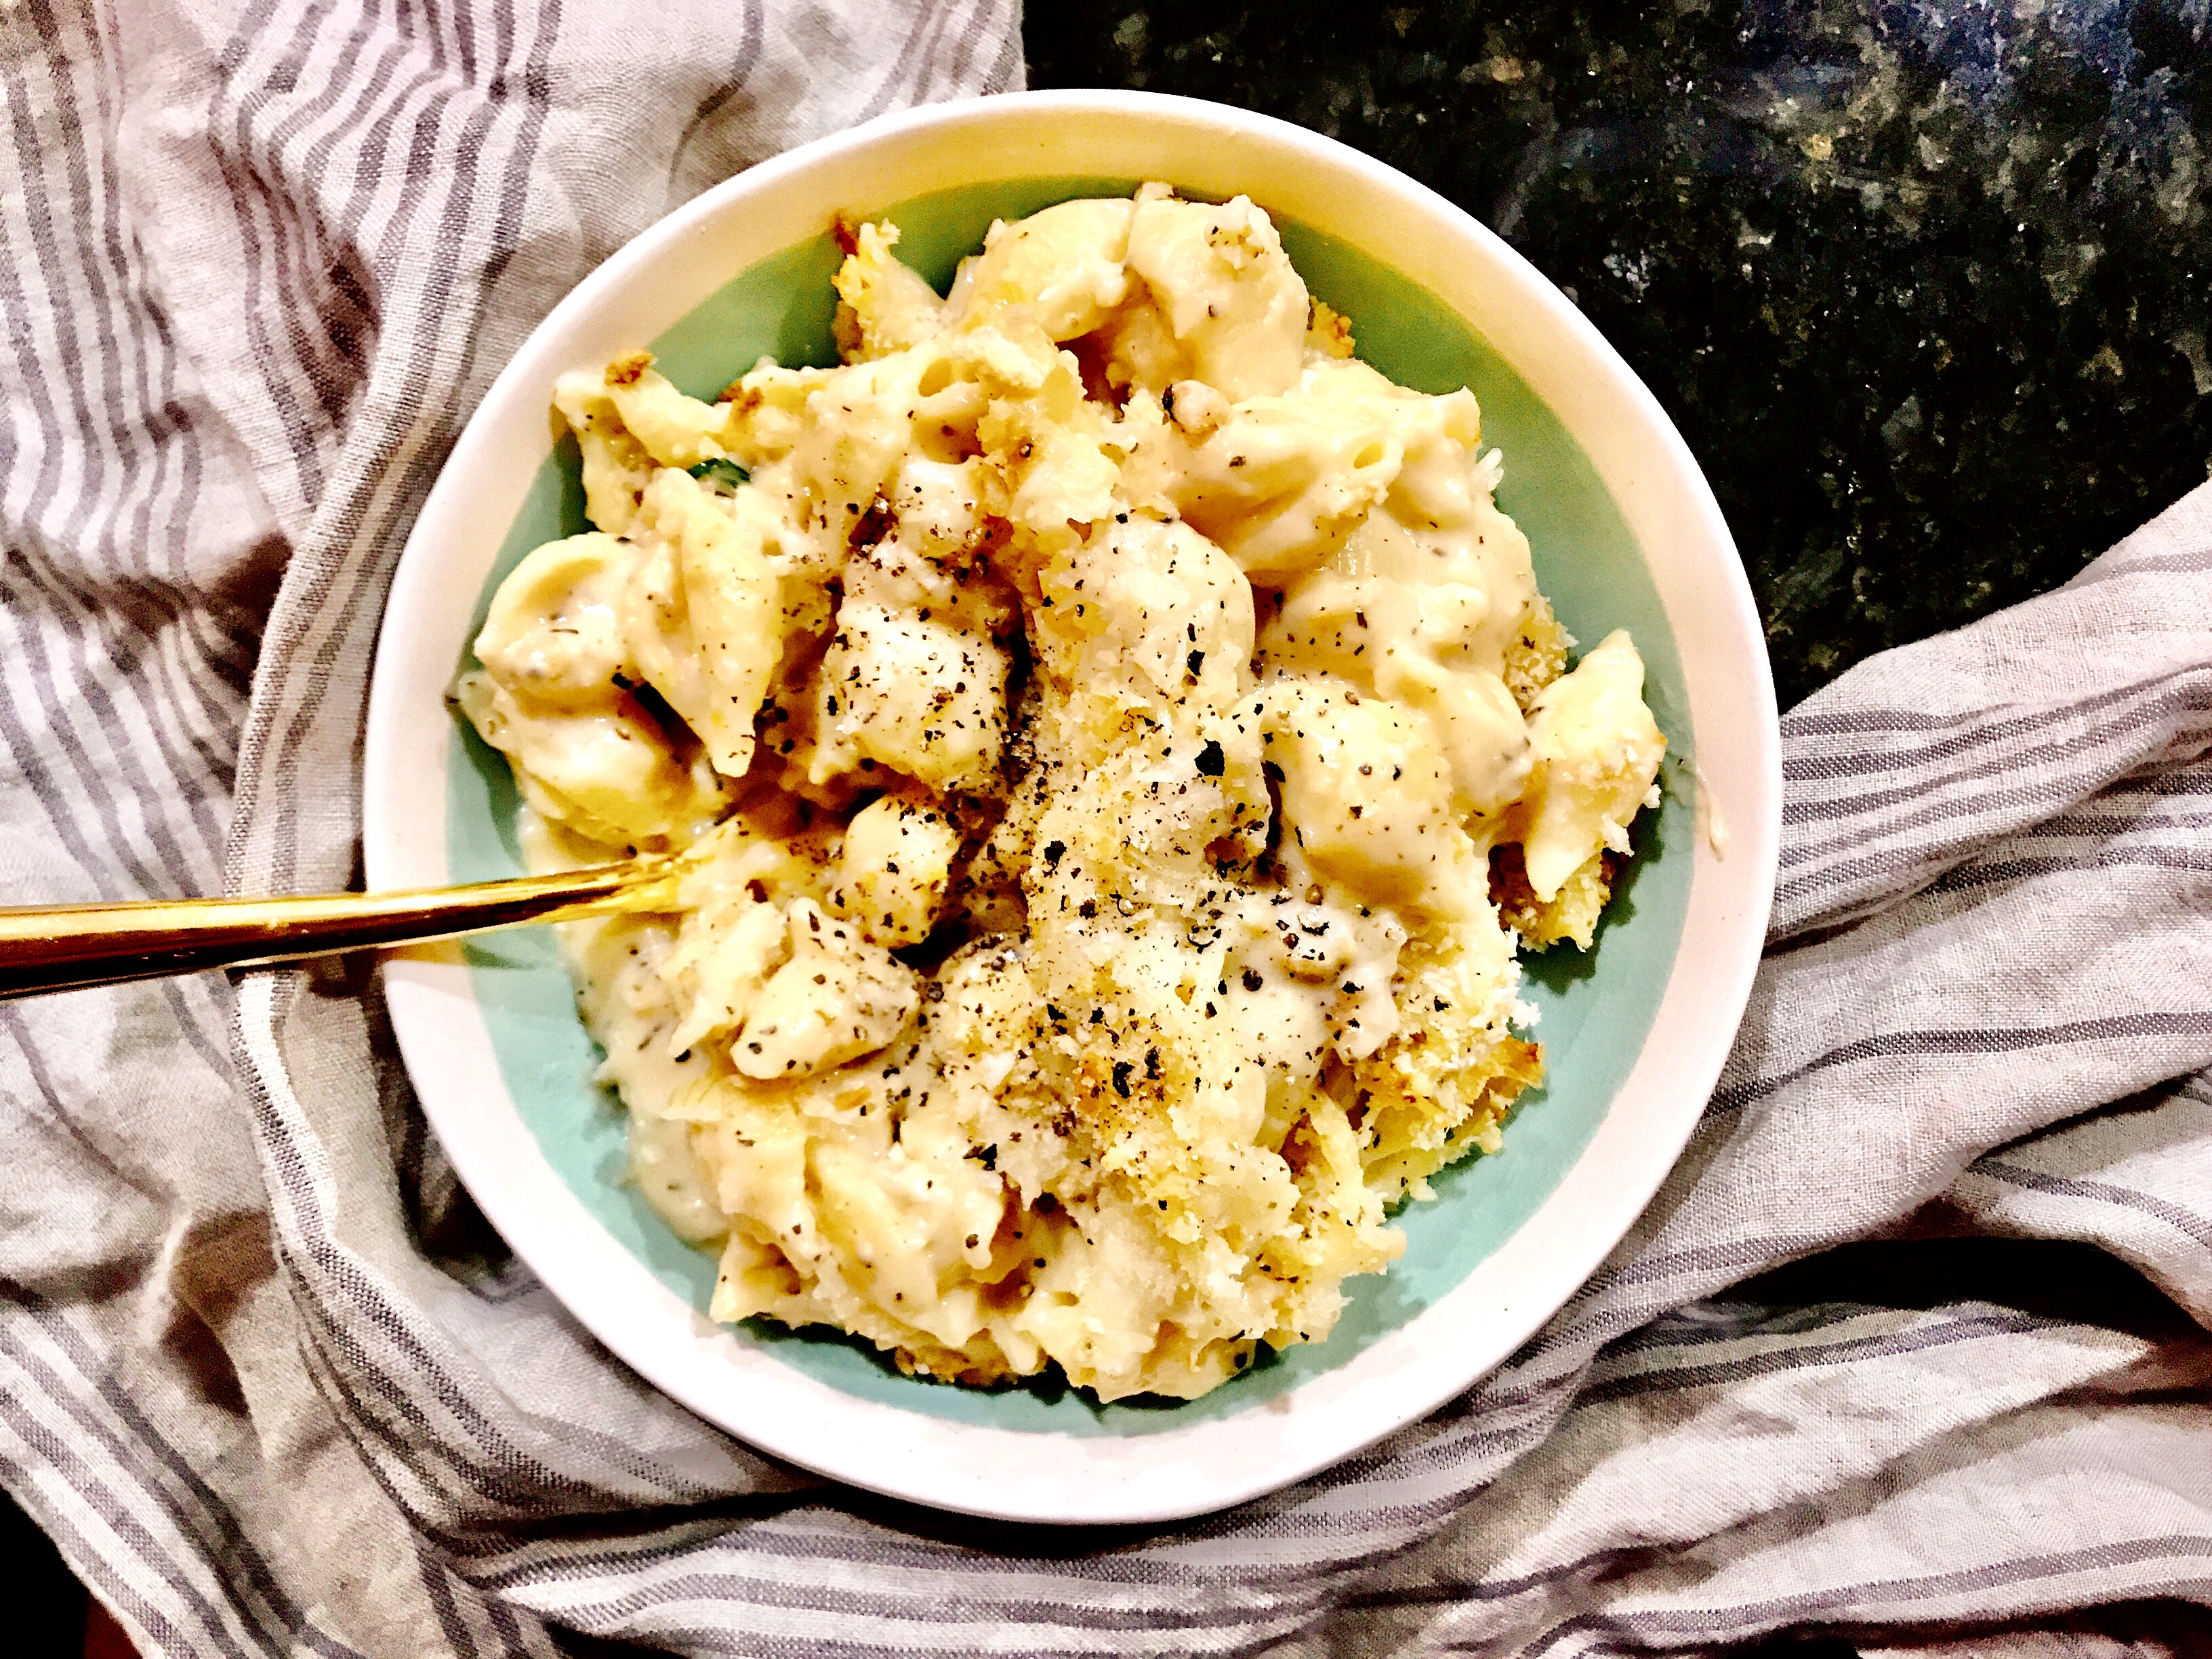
[1027,2,2212,706]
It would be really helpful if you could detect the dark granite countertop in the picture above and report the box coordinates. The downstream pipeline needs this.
[1028,2,2212,707]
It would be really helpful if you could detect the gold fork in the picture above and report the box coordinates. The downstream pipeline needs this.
[0,859,682,999]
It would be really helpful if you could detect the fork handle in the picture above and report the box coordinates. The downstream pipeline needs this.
[0,861,676,1000]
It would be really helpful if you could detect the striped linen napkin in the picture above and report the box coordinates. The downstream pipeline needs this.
[3,3,2209,1653]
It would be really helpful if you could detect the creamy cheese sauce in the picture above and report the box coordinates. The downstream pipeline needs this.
[459,185,1666,1400]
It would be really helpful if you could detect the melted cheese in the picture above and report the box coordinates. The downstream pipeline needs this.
[457,185,1666,1401]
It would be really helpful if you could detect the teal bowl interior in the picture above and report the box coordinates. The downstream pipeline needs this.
[446,178,1693,1434]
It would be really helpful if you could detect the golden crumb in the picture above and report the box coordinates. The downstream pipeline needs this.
[603,348,654,388]
[1490,841,1616,951]
[1307,297,1356,359]
[1501,592,1571,712]
[1355,998,1544,1200]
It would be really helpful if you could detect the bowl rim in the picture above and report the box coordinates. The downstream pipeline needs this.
[363,87,1780,1525]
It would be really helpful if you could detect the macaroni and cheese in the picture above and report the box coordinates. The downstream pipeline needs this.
[457,186,1666,1401]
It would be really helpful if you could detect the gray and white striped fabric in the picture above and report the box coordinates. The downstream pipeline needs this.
[3,3,2209,1652]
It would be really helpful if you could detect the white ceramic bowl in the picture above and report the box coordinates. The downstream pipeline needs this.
[363,89,1780,1525]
